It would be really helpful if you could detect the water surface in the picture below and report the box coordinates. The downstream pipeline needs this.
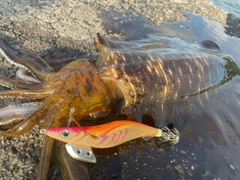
[211,0,240,18]
[87,10,240,179]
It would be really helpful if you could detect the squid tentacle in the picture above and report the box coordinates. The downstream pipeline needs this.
[0,97,57,137]
[15,69,42,84]
[37,100,68,180]
[0,39,54,81]
[0,113,39,137]
[0,88,53,99]
[37,137,55,180]
[0,102,41,126]
[45,58,79,71]
[0,76,45,89]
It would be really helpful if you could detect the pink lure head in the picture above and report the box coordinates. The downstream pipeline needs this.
[44,127,85,144]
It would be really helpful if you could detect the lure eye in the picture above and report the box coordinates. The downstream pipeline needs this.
[62,130,69,137]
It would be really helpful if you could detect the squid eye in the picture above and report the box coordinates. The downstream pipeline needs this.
[62,130,69,137]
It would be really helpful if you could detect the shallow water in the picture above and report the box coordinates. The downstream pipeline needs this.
[211,0,240,18]
[55,10,240,179]
[88,10,240,179]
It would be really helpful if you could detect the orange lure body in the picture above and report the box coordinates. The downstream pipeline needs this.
[45,120,162,149]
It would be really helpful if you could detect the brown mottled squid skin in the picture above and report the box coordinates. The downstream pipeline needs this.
[0,39,113,179]
[0,33,237,179]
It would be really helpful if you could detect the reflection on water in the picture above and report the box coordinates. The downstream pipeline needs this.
[211,0,240,18]
[62,10,240,179]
